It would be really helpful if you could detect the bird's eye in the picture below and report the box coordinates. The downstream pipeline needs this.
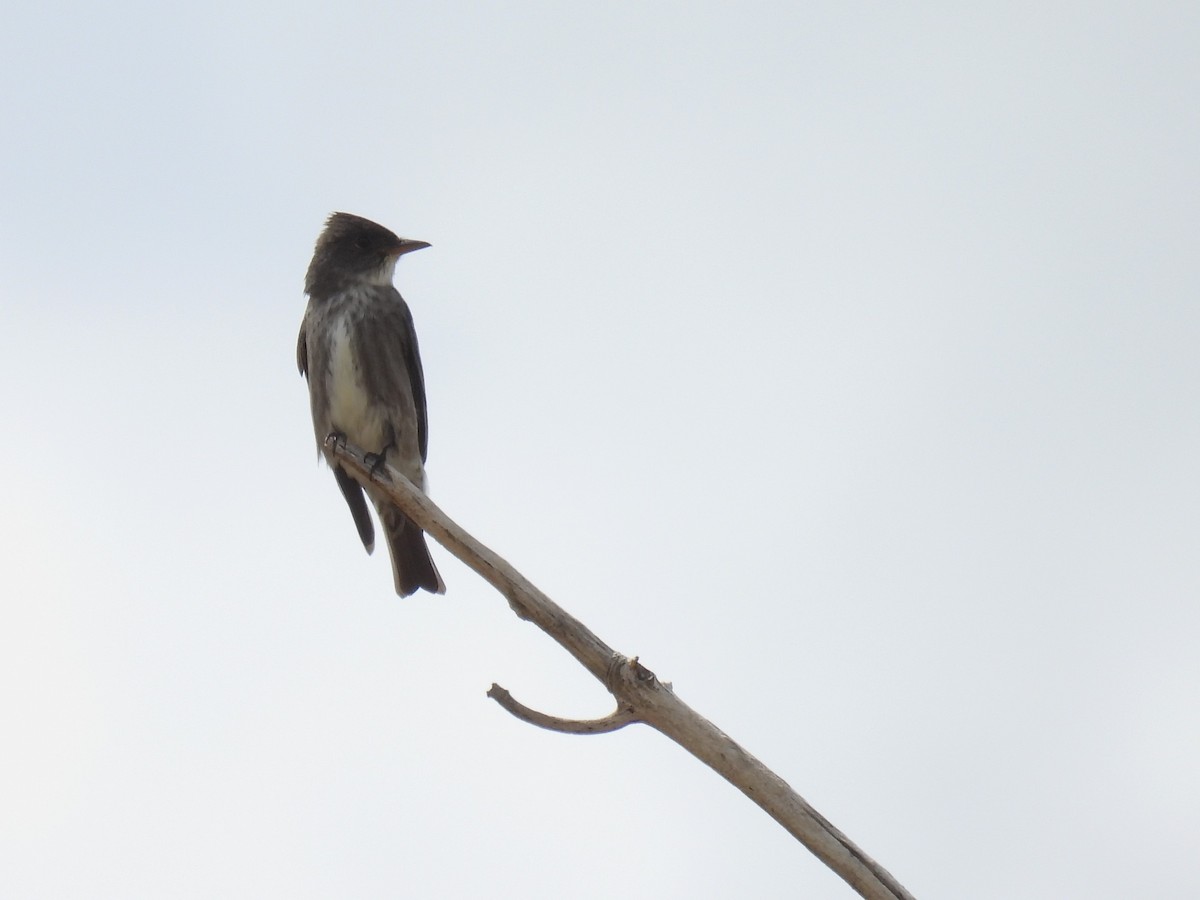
[353,236,371,250]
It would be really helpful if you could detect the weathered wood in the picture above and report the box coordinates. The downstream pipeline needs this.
[327,436,916,900]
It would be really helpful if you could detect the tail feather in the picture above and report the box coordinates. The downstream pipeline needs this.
[380,506,445,597]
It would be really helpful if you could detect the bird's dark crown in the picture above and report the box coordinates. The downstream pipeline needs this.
[305,212,425,298]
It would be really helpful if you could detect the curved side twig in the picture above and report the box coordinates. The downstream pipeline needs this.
[327,437,917,900]
[486,684,639,734]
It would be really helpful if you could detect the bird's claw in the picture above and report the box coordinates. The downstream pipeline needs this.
[364,450,388,476]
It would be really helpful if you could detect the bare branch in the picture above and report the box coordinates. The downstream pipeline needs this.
[327,436,917,900]
[486,684,638,734]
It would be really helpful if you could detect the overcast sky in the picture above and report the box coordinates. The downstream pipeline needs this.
[2,2,1198,898]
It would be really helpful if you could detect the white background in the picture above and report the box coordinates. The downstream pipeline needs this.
[2,3,1197,897]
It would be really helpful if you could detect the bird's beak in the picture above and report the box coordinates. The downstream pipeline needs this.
[393,239,431,257]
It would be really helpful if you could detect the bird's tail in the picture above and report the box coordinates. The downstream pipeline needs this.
[380,505,445,597]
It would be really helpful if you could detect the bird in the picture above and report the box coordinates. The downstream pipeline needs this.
[297,212,445,596]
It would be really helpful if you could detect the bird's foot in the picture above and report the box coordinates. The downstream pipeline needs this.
[364,447,391,476]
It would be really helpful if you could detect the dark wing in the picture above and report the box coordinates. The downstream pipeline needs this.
[335,465,376,553]
[398,299,430,462]
[296,321,308,377]
[355,288,429,462]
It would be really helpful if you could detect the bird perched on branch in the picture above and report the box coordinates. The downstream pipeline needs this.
[297,212,445,596]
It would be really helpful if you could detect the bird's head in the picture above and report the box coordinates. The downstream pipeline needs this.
[305,212,430,297]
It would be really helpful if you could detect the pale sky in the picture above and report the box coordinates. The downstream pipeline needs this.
[2,3,1198,898]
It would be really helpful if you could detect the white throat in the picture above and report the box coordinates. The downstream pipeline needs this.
[364,257,398,287]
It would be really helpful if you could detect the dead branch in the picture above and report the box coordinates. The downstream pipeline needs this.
[485,684,637,734]
[327,436,916,900]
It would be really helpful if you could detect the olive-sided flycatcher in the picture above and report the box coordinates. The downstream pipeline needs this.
[297,212,445,596]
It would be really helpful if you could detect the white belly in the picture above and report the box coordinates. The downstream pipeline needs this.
[327,315,387,451]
